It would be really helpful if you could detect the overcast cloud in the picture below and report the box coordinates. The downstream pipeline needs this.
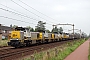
[0,0,90,35]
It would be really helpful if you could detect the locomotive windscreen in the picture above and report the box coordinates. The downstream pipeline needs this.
[15,27,25,31]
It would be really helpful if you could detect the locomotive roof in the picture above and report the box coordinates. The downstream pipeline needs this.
[15,27,25,31]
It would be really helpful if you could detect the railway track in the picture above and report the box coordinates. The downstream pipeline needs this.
[0,39,77,60]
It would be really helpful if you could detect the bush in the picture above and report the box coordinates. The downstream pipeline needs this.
[0,40,9,47]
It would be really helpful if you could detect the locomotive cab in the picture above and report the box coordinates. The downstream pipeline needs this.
[8,27,25,48]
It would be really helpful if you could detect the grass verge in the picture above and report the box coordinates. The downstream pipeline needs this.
[0,40,9,47]
[22,38,87,60]
[50,39,86,60]
[88,55,90,60]
[88,41,90,60]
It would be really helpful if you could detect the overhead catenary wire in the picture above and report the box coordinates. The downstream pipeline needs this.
[0,3,31,17]
[0,3,53,29]
[0,4,52,25]
[0,8,37,21]
[18,0,58,23]
[10,0,55,24]
[0,16,35,25]
[0,15,52,29]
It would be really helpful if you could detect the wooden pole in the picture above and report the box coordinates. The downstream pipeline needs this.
[47,51,50,59]
[55,47,58,57]
[31,55,35,60]
[72,24,74,40]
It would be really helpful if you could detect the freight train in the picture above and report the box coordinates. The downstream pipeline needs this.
[8,27,84,48]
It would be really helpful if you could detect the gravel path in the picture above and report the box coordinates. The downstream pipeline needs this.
[64,39,89,60]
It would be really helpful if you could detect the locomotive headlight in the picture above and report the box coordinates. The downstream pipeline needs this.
[10,39,12,40]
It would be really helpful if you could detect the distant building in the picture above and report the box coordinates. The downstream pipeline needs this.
[0,24,13,40]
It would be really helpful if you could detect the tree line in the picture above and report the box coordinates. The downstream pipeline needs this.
[10,21,63,33]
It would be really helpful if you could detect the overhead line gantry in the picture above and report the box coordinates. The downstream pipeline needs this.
[52,23,74,40]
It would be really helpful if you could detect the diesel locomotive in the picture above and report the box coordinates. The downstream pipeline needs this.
[8,27,81,48]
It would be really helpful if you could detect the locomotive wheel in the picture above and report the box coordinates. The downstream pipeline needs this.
[26,43,30,47]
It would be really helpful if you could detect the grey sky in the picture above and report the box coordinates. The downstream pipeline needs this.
[0,0,90,35]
